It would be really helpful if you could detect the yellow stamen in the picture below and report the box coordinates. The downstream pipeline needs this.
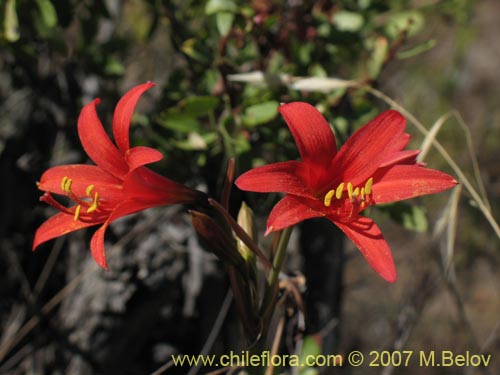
[353,187,360,197]
[336,182,344,199]
[86,184,95,197]
[61,176,69,192]
[62,177,73,194]
[361,187,365,200]
[324,189,335,207]
[87,192,99,213]
[347,182,353,199]
[364,177,373,195]
[74,205,82,221]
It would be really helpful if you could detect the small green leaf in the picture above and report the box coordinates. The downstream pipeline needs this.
[233,133,251,154]
[4,0,20,42]
[368,36,388,79]
[385,11,425,39]
[174,132,217,151]
[332,11,364,32]
[179,96,219,116]
[36,0,58,28]
[242,101,279,127]
[104,57,125,76]
[181,38,210,63]
[378,202,428,233]
[158,113,201,133]
[216,12,234,36]
[205,0,237,15]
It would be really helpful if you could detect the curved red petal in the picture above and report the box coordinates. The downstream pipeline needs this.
[379,149,420,168]
[78,99,129,179]
[33,212,98,251]
[126,146,163,170]
[279,102,337,168]
[330,110,406,187]
[123,167,203,205]
[333,216,397,283]
[266,195,326,234]
[112,82,156,152]
[236,161,315,199]
[90,218,111,270]
[89,201,134,270]
[38,164,123,198]
[372,165,458,204]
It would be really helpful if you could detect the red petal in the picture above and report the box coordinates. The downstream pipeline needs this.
[89,197,173,269]
[279,102,337,168]
[78,99,129,179]
[235,161,315,199]
[123,167,202,204]
[334,217,397,283]
[126,146,163,170]
[329,110,406,187]
[38,164,123,198]
[33,212,98,250]
[372,165,458,204]
[89,201,135,270]
[266,195,325,234]
[112,82,155,153]
[379,149,420,168]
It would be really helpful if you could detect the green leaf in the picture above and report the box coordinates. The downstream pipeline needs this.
[174,132,217,151]
[4,0,20,42]
[233,133,251,155]
[104,57,125,76]
[158,113,201,133]
[179,96,219,116]
[36,0,58,29]
[385,11,425,39]
[242,101,279,127]
[379,202,428,233]
[216,12,234,36]
[181,38,210,63]
[205,0,237,15]
[332,11,364,32]
[368,37,388,79]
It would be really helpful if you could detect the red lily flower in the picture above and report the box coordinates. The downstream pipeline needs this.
[236,103,457,282]
[33,82,204,269]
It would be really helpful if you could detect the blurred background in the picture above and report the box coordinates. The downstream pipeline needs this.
[0,0,498,374]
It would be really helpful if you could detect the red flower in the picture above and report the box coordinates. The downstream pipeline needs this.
[236,103,457,282]
[33,83,204,269]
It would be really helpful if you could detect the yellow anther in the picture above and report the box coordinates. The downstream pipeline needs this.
[62,177,73,194]
[74,205,82,221]
[324,189,335,207]
[336,182,344,199]
[347,182,354,199]
[353,187,360,197]
[61,176,69,192]
[86,184,95,197]
[361,187,365,200]
[87,192,99,213]
[364,177,373,195]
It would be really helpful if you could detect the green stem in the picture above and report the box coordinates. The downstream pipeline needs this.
[247,227,293,375]
[263,226,293,313]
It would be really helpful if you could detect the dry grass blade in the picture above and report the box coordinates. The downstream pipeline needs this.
[418,111,454,162]
[365,86,500,240]
[444,184,462,280]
